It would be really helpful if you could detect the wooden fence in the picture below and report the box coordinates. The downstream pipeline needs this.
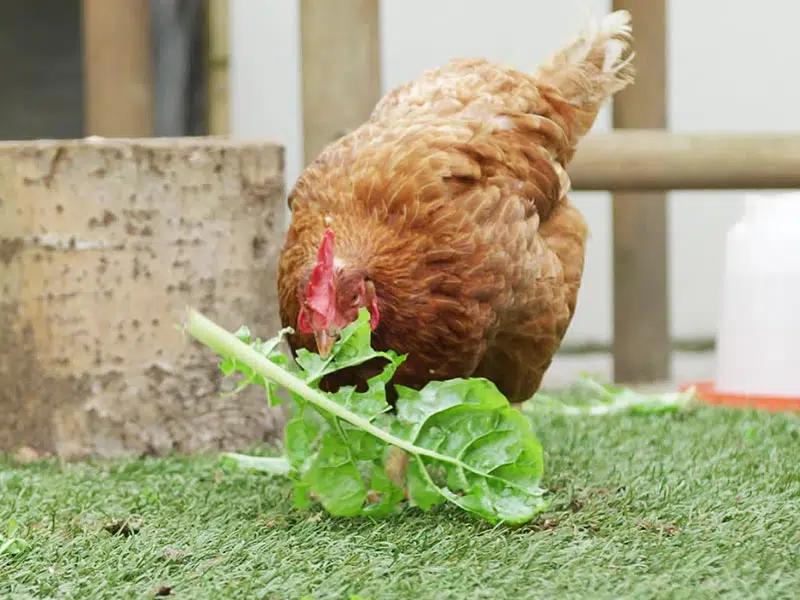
[82,0,800,384]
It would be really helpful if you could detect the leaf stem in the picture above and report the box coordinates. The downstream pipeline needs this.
[182,308,458,465]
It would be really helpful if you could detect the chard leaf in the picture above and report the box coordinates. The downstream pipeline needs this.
[328,356,404,421]
[362,467,404,518]
[523,374,698,416]
[284,408,322,468]
[305,430,368,517]
[218,326,293,404]
[221,453,292,476]
[0,537,27,557]
[406,457,443,510]
[340,425,385,461]
[296,309,405,386]
[292,479,313,510]
[184,307,549,525]
[0,518,27,556]
[390,379,548,524]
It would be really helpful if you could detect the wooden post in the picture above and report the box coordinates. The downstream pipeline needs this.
[208,0,230,135]
[300,0,381,165]
[82,0,154,136]
[611,0,669,383]
[0,138,287,458]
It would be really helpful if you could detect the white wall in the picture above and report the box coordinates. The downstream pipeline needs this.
[230,0,800,347]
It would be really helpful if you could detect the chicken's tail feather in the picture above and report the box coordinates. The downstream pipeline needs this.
[535,10,635,123]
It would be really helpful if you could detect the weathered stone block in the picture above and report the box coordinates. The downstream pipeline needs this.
[0,137,288,458]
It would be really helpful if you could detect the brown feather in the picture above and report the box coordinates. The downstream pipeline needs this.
[277,10,635,404]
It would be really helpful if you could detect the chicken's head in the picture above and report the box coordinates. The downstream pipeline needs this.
[297,227,380,358]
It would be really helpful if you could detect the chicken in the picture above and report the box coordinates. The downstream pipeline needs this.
[278,10,635,406]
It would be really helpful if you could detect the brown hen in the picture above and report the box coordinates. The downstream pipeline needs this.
[278,10,635,407]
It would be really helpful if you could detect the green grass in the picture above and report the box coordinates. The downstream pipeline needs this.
[2,404,799,600]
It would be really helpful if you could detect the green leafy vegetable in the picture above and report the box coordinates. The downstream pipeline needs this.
[0,518,27,556]
[523,374,698,417]
[182,307,548,525]
[219,453,291,476]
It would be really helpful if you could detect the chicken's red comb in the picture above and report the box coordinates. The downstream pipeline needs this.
[316,227,335,271]
[304,228,336,325]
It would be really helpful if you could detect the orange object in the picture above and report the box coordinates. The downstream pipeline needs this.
[682,381,800,413]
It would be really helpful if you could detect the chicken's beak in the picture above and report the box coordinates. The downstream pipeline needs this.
[314,329,336,359]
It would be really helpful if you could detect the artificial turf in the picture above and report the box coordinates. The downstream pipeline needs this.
[1,403,798,599]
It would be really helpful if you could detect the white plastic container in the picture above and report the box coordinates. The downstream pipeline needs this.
[714,192,800,398]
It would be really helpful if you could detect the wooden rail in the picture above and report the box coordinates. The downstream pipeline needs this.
[570,131,800,191]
